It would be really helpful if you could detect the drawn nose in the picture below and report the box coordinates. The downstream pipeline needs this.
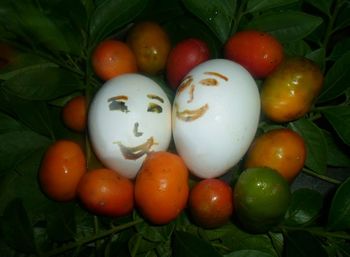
[133,122,143,137]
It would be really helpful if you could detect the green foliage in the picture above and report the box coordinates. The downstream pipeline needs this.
[0,0,349,256]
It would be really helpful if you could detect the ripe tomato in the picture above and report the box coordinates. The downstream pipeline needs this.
[261,57,323,122]
[91,39,137,81]
[166,38,210,89]
[77,168,134,217]
[39,140,86,202]
[126,21,171,75]
[234,167,291,233]
[189,178,233,228]
[134,151,189,225]
[224,30,283,78]
[244,128,306,182]
[62,95,87,133]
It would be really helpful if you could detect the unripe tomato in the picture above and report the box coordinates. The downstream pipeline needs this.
[224,30,283,78]
[189,178,233,228]
[127,21,171,75]
[245,128,307,181]
[261,57,323,123]
[39,140,86,202]
[234,167,291,233]
[166,38,210,89]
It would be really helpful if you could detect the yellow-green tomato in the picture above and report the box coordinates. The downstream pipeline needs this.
[261,57,323,123]
[126,21,171,75]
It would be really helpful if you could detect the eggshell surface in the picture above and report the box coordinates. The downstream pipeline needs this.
[88,74,171,179]
[172,59,260,178]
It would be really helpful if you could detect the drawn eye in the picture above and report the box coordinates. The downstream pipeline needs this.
[147,103,162,113]
[108,97,129,113]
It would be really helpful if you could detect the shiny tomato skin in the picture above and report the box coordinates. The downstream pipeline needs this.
[224,30,284,78]
[261,57,323,122]
[189,178,233,228]
[127,21,171,75]
[166,38,210,89]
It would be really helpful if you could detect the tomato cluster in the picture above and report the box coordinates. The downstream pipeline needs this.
[39,20,324,233]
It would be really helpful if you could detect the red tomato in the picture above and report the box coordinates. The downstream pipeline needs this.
[189,178,233,228]
[224,30,284,78]
[166,38,210,89]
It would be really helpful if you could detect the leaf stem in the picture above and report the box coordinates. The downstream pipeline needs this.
[302,167,342,185]
[43,219,143,257]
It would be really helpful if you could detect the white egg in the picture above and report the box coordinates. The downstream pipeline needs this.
[172,59,260,179]
[88,74,172,179]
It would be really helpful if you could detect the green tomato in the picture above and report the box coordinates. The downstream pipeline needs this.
[234,167,291,233]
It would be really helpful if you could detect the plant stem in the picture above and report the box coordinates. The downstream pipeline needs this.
[302,167,342,185]
[44,219,143,257]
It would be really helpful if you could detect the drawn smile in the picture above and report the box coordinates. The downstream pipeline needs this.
[115,137,157,160]
[175,103,209,122]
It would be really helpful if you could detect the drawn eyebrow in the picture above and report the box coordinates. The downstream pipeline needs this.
[204,71,228,81]
[147,94,164,103]
[108,95,128,101]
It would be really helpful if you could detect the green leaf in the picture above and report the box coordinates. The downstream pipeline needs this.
[323,130,350,168]
[182,0,235,43]
[246,0,297,13]
[0,52,57,81]
[304,0,332,15]
[0,0,82,54]
[0,91,54,137]
[46,202,76,242]
[0,130,50,174]
[284,188,323,226]
[173,230,222,257]
[0,199,37,253]
[3,67,84,101]
[282,40,312,57]
[328,177,350,230]
[290,118,327,174]
[134,212,175,242]
[0,112,25,134]
[334,2,350,32]
[244,11,323,42]
[321,106,350,146]
[305,48,326,71]
[318,52,350,103]
[329,39,350,61]
[224,250,274,257]
[218,224,279,256]
[89,0,149,46]
[284,230,328,257]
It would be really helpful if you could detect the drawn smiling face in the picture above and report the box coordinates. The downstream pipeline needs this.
[108,94,165,160]
[88,74,171,179]
[174,71,228,122]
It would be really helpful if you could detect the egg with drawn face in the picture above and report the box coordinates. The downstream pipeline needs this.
[172,59,260,179]
[88,74,171,179]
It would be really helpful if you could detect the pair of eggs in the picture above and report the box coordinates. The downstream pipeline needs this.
[88,59,261,179]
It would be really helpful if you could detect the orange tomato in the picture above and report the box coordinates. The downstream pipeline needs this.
[91,39,137,81]
[134,151,189,225]
[224,30,284,78]
[244,128,307,182]
[39,140,86,201]
[62,95,87,133]
[77,168,134,217]
[127,21,171,75]
[261,57,323,123]
[189,178,233,228]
